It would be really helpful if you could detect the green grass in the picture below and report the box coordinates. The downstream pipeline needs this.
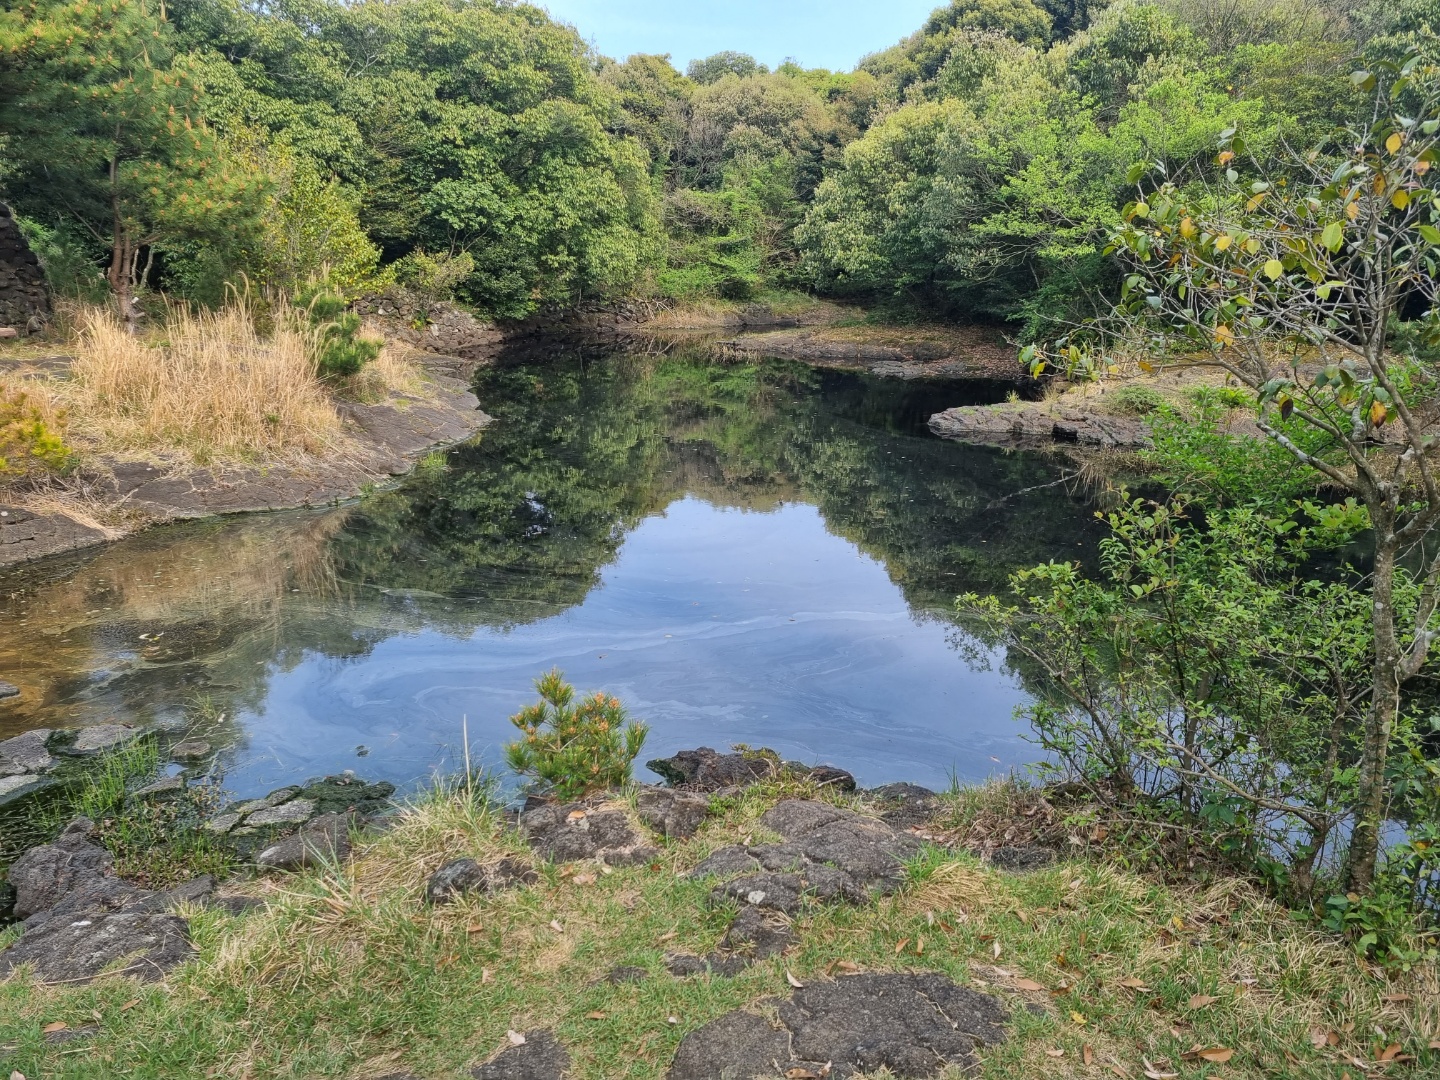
[1,778,1436,1078]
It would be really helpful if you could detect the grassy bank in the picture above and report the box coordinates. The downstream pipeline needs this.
[2,776,1435,1079]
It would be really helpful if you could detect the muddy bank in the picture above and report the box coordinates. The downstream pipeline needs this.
[0,355,490,569]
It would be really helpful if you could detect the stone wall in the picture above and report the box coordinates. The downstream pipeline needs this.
[0,204,50,332]
[351,289,504,355]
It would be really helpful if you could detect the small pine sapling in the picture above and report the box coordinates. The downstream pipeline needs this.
[505,669,648,801]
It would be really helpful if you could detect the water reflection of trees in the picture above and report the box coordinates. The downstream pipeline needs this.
[0,344,1106,736]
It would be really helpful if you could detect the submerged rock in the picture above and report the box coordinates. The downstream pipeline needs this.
[666,972,1008,1079]
[131,776,186,801]
[0,773,51,805]
[168,739,213,761]
[65,723,142,755]
[0,680,19,699]
[471,1029,570,1080]
[0,728,56,775]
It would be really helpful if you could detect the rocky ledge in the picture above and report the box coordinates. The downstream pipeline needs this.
[0,354,491,569]
[928,399,1152,450]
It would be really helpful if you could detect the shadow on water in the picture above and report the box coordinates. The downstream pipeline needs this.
[0,343,1108,794]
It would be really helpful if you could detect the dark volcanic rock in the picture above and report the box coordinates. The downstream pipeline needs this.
[425,857,537,905]
[471,1030,570,1079]
[646,747,779,792]
[693,800,924,913]
[0,728,54,775]
[777,973,1008,1076]
[635,786,710,840]
[603,964,649,985]
[0,911,192,984]
[518,803,658,866]
[989,845,1056,872]
[720,906,794,959]
[666,973,1008,1079]
[804,765,857,792]
[254,812,356,872]
[8,819,113,920]
[168,739,213,760]
[45,1023,101,1044]
[64,723,142,755]
[866,782,941,828]
[666,1011,794,1080]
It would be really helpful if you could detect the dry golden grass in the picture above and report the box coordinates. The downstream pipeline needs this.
[68,303,345,463]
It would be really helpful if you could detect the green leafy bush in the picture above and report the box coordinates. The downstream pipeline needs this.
[296,285,382,378]
[0,385,73,476]
[1106,383,1167,416]
[505,669,649,800]
[1186,384,1253,411]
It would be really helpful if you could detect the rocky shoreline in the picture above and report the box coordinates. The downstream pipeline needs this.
[0,738,1050,1076]
[0,353,491,570]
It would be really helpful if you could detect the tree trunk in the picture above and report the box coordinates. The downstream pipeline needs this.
[1348,531,1400,892]
[106,159,137,332]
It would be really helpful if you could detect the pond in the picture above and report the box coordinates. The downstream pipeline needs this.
[0,347,1106,798]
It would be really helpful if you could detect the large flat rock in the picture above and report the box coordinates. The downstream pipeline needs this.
[667,973,1008,1079]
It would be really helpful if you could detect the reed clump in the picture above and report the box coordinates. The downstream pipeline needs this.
[70,302,345,463]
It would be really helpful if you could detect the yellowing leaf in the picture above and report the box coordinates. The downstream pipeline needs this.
[1246,192,1267,212]
[1070,1010,1088,1025]
[1214,234,1233,252]
[1215,324,1236,347]
[1386,132,1403,154]
[1265,259,1285,280]
[1392,189,1410,210]
[1346,200,1360,221]
[1180,217,1197,239]
[1370,400,1387,426]
[1182,1048,1235,1063]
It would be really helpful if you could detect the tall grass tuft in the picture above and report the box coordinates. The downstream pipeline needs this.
[71,301,345,462]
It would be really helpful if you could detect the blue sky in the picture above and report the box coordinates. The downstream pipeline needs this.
[537,0,944,73]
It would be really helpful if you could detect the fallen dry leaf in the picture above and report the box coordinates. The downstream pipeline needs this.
[785,1071,820,1080]
[667,1015,679,1025]
[1046,1048,1066,1058]
[657,931,677,942]
[1377,1044,1402,1062]
[1109,1065,1128,1078]
[566,810,586,822]
[549,919,564,933]
[1382,993,1412,1003]
[585,1011,606,1020]
[481,968,492,984]
[1014,978,1046,992]
[119,999,139,1013]
[1430,1039,1440,1050]
[506,1030,526,1046]
[1142,1057,1178,1079]
[41,1023,66,1034]
[1117,977,1151,990]
[572,873,596,886]
[12,1071,27,1080]
[786,969,805,989]
[1084,1045,1094,1066]
[895,938,911,955]
[1182,1048,1234,1063]
[466,924,484,934]
[831,960,860,974]
[1187,994,1219,1009]
[915,937,925,956]
[993,941,1003,960]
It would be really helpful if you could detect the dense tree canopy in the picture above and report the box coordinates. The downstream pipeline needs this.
[2,0,1435,324]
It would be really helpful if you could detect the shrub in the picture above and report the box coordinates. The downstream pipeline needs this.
[1186,384,1253,410]
[296,285,383,378]
[0,384,73,476]
[505,669,649,801]
[1106,382,1167,416]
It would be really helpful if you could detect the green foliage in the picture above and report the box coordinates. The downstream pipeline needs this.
[504,669,648,800]
[1105,383,1166,415]
[686,51,768,84]
[393,250,476,322]
[295,284,382,378]
[0,385,73,477]
[255,150,380,295]
[15,216,108,302]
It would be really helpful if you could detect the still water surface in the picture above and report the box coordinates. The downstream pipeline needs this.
[0,349,1104,795]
